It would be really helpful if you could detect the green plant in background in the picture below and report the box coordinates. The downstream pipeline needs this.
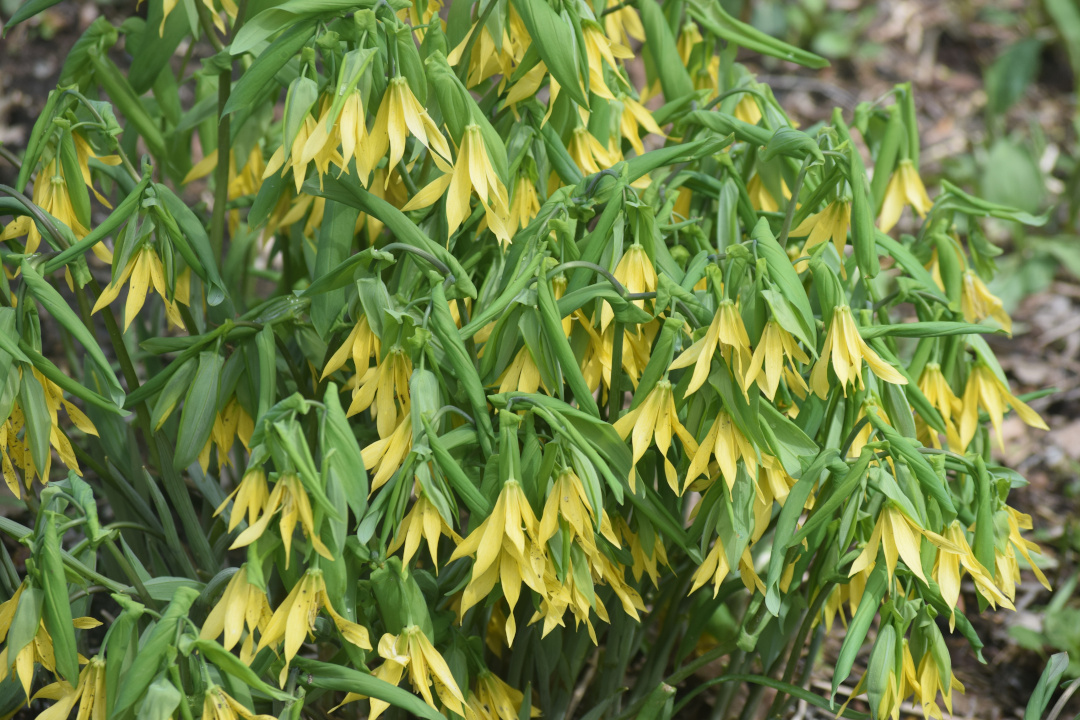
[0,0,1061,718]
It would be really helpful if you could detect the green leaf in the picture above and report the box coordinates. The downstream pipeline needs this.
[193,638,294,701]
[231,0,395,55]
[136,676,182,720]
[2,0,64,33]
[294,660,447,720]
[832,563,887,699]
[40,514,79,683]
[20,261,126,407]
[320,382,367,521]
[858,321,1002,339]
[639,0,694,102]
[510,0,589,107]
[224,19,316,116]
[1024,653,1069,720]
[686,0,829,69]
[110,587,200,720]
[985,39,1042,116]
[174,351,223,470]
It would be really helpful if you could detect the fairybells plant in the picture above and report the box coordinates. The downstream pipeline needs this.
[0,0,1055,717]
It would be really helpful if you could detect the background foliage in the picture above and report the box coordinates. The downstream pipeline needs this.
[0,0,1074,719]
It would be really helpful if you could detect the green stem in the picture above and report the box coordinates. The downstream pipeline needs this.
[169,664,196,720]
[210,73,231,265]
[767,582,832,718]
[672,674,872,719]
[778,154,814,248]
[76,279,162,470]
[104,536,161,611]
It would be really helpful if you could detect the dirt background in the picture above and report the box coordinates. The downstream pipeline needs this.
[2,0,1079,718]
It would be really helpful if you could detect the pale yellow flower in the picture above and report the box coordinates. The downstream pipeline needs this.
[257,570,371,685]
[961,270,1011,334]
[810,306,907,398]
[879,159,933,233]
[613,379,699,493]
[670,301,753,393]
[958,364,1047,451]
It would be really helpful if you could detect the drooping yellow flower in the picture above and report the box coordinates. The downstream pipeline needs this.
[0,582,102,693]
[582,23,632,100]
[618,94,665,156]
[200,566,272,663]
[92,246,190,331]
[539,548,646,641]
[822,566,871,633]
[613,379,699,493]
[403,0,444,33]
[849,504,946,584]
[537,469,620,560]
[689,536,763,597]
[229,473,334,566]
[467,671,542,720]
[752,454,801,542]
[498,346,543,394]
[957,364,1047,451]
[924,520,1012,629]
[1,369,97,495]
[0,158,85,257]
[600,244,657,334]
[200,685,276,720]
[31,656,107,720]
[508,174,540,231]
[263,116,321,194]
[577,313,652,395]
[879,159,933,233]
[362,410,414,492]
[604,0,644,46]
[810,305,907,398]
[322,315,381,382]
[360,77,453,183]
[298,98,348,189]
[529,555,608,643]
[993,506,1051,601]
[685,410,757,493]
[917,648,965,720]
[215,468,268,532]
[72,133,123,206]
[199,397,254,472]
[790,199,851,273]
[448,24,518,88]
[503,62,548,113]
[734,94,763,125]
[347,345,412,437]
[336,90,368,173]
[614,516,668,586]
[916,363,962,450]
[388,492,461,572]
[747,174,790,213]
[676,22,703,65]
[258,569,371,685]
[402,124,512,245]
[568,127,619,176]
[342,628,465,718]
[449,480,547,645]
[671,301,753,395]
[961,269,1011,334]
[743,320,809,400]
[161,0,236,34]
[183,146,266,234]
